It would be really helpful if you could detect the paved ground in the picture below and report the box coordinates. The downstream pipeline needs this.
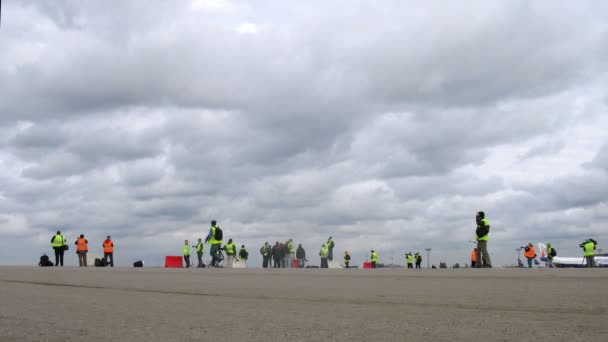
[0,266,606,342]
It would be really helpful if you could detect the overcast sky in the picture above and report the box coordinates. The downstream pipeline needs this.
[1,0,607,267]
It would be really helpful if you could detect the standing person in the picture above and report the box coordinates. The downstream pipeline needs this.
[279,242,287,268]
[296,244,306,268]
[344,251,351,268]
[320,244,329,268]
[475,211,492,268]
[194,238,204,268]
[223,238,236,268]
[183,240,191,268]
[327,236,335,261]
[51,230,67,267]
[582,239,597,267]
[415,252,422,269]
[205,220,223,267]
[102,235,114,267]
[286,239,295,268]
[272,242,282,268]
[523,243,535,268]
[370,250,378,268]
[546,243,555,268]
[261,242,271,268]
[471,248,478,268]
[75,234,88,267]
[239,245,248,266]
[406,253,413,269]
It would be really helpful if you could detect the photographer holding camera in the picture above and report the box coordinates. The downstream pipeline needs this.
[522,243,536,268]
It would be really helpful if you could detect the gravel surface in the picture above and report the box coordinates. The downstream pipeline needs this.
[0,266,606,341]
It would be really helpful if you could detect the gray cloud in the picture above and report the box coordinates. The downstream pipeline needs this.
[0,1,607,267]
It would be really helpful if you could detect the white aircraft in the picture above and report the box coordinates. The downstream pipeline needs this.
[537,243,608,268]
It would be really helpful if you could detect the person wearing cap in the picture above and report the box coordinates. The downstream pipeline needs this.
[344,250,351,268]
[103,235,114,267]
[51,230,67,267]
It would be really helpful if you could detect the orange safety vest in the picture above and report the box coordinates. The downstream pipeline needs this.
[471,250,477,262]
[77,238,88,252]
[103,240,113,253]
[524,246,535,259]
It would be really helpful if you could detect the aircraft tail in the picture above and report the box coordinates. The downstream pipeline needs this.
[538,243,548,262]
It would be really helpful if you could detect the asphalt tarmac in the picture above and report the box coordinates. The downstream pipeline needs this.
[0,266,606,342]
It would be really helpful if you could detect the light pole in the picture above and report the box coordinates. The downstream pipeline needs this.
[425,248,431,268]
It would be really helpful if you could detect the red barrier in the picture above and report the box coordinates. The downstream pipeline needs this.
[293,259,300,268]
[363,262,372,269]
[165,256,183,268]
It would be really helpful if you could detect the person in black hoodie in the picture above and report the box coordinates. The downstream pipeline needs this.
[272,242,282,268]
[296,244,306,268]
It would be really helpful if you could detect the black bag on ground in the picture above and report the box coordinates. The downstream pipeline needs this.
[133,260,143,268]
[39,254,53,267]
[214,226,223,241]
[95,258,108,267]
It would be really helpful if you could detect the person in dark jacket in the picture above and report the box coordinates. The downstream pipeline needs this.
[272,242,282,268]
[295,244,306,268]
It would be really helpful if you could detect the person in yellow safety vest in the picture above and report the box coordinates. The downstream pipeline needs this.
[286,239,296,268]
[261,242,271,268]
[183,240,191,268]
[344,251,351,268]
[582,239,597,267]
[75,234,89,267]
[193,238,204,268]
[406,253,414,269]
[223,239,237,268]
[327,236,335,261]
[320,244,329,268]
[475,211,492,268]
[205,220,223,267]
[51,230,67,267]
[370,250,378,268]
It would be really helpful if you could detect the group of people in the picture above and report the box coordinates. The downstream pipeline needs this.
[182,237,248,268]
[259,240,300,268]
[46,231,114,267]
[43,212,599,269]
[405,252,422,269]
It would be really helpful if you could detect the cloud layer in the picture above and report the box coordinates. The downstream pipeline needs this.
[1,0,607,266]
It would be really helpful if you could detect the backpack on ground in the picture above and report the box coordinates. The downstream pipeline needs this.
[214,226,223,241]
[95,258,103,267]
[550,248,557,257]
